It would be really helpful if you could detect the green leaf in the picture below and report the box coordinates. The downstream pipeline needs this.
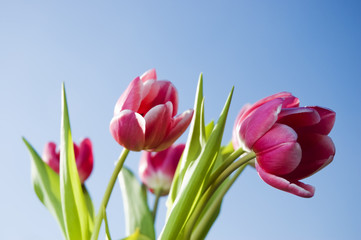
[121,229,152,240]
[204,121,214,141]
[167,74,205,213]
[83,186,95,234]
[119,167,155,240]
[191,163,247,240]
[23,137,66,237]
[60,83,89,240]
[159,87,234,240]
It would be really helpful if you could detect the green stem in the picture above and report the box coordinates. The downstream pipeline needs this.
[91,148,130,240]
[103,207,112,240]
[191,163,247,240]
[205,147,245,191]
[182,151,256,239]
[152,190,162,222]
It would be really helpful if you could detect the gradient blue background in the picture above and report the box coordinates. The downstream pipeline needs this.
[1,1,360,239]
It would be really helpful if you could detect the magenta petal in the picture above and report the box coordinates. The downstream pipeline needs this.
[140,68,157,82]
[277,107,321,129]
[240,98,284,149]
[285,133,335,180]
[144,102,173,150]
[302,106,336,135]
[254,124,301,175]
[232,104,251,150]
[139,143,184,195]
[42,142,60,173]
[148,81,179,117]
[110,110,146,151]
[256,163,315,198]
[234,93,297,131]
[114,77,143,115]
[76,138,93,183]
[138,80,160,116]
[158,144,185,176]
[252,92,299,111]
[139,151,156,180]
[154,109,194,151]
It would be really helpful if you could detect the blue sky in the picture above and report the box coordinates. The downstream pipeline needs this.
[0,1,360,239]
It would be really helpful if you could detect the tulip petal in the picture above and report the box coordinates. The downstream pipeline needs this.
[76,138,93,183]
[254,124,301,175]
[154,109,194,151]
[42,142,60,173]
[301,106,336,135]
[284,133,335,180]
[278,107,321,129]
[139,80,159,109]
[148,81,179,117]
[232,104,251,150]
[110,110,146,151]
[144,102,173,150]
[140,68,157,82]
[240,98,284,149]
[159,144,185,176]
[114,77,143,115]
[251,92,299,112]
[139,151,157,180]
[256,163,315,198]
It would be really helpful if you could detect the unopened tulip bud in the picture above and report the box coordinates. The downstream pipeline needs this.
[139,143,185,195]
[42,138,93,183]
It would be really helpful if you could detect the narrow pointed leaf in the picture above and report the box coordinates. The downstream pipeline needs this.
[167,74,205,212]
[83,186,95,234]
[23,137,66,236]
[121,229,152,240]
[159,87,234,240]
[191,164,247,240]
[204,121,214,141]
[60,83,89,240]
[119,167,155,240]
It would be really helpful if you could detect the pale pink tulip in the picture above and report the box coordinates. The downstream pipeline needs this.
[139,143,184,195]
[233,92,335,198]
[42,138,93,183]
[110,69,193,151]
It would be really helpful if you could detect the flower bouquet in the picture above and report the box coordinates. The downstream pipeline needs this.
[23,69,335,240]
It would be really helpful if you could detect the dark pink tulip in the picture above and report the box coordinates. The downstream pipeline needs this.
[42,138,94,183]
[233,92,335,198]
[110,69,193,152]
[139,143,184,195]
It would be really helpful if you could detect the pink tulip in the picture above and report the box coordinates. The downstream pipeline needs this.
[233,92,335,198]
[139,143,185,195]
[110,69,193,152]
[42,138,94,183]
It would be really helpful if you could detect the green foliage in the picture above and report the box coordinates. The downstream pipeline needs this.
[23,84,94,240]
[24,77,253,240]
[60,83,90,240]
[121,229,153,240]
[159,74,235,240]
[119,167,155,240]
[23,137,66,236]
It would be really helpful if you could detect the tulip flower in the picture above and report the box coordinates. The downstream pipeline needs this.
[139,143,185,195]
[233,92,335,198]
[110,69,193,152]
[42,138,93,183]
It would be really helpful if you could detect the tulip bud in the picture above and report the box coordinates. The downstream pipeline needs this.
[233,92,335,198]
[139,143,185,195]
[42,138,93,183]
[110,69,193,152]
